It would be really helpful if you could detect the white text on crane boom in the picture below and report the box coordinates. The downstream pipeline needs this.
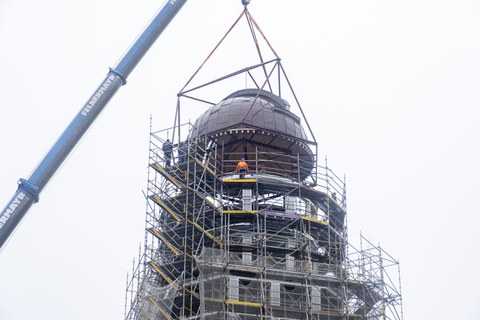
[81,75,116,116]
[0,192,26,228]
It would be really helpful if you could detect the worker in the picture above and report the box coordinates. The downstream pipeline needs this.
[178,140,187,163]
[235,157,249,178]
[332,192,337,201]
[162,138,173,166]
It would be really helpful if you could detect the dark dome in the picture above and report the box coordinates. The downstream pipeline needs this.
[188,89,314,180]
[189,89,308,141]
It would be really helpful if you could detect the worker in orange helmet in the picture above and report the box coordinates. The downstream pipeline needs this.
[235,157,249,179]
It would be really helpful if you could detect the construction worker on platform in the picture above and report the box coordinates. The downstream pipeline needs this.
[162,138,173,166]
[235,157,249,179]
[178,140,187,163]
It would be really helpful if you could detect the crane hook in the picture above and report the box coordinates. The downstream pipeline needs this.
[241,0,251,7]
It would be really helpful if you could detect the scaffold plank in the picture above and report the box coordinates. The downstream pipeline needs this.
[225,299,262,308]
[222,210,257,214]
[148,261,180,291]
[301,216,329,225]
[150,162,184,189]
[187,218,223,248]
[146,296,173,320]
[223,178,257,183]
[150,195,182,222]
[148,227,181,256]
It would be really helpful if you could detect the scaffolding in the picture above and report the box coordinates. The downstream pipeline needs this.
[124,124,402,320]
[124,6,402,319]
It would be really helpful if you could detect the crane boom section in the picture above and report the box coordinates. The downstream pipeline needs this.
[0,0,188,249]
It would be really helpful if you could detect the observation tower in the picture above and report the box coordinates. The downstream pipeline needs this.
[125,5,402,320]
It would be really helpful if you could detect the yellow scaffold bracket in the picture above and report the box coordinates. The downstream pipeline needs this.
[222,210,258,215]
[223,178,257,184]
[149,227,180,256]
[301,216,329,225]
[151,195,182,222]
[151,162,184,189]
[188,218,223,248]
[148,261,180,291]
[146,296,172,320]
[226,299,262,307]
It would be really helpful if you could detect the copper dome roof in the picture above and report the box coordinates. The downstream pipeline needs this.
[189,89,308,141]
[188,89,314,180]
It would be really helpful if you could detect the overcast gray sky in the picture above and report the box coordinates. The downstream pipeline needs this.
[0,0,479,319]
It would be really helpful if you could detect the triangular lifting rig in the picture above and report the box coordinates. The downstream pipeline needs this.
[169,3,320,181]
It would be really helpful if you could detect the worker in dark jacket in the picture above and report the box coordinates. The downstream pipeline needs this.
[178,141,187,163]
[235,157,249,178]
[162,138,173,166]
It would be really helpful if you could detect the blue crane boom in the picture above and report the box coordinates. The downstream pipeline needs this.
[0,0,188,249]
